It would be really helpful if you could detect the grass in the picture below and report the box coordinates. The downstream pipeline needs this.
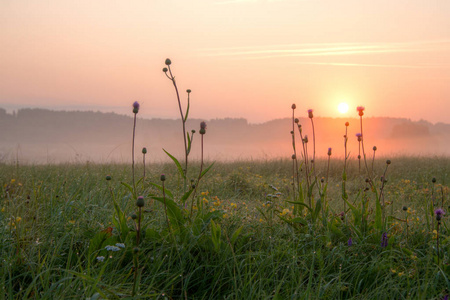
[1,156,449,299]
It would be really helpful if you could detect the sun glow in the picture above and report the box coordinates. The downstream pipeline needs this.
[338,102,349,114]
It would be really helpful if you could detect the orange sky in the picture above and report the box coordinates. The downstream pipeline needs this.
[1,0,449,124]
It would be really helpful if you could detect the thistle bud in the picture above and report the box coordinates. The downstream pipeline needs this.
[386,160,391,165]
[327,148,332,156]
[291,104,296,109]
[142,147,147,154]
[307,109,313,119]
[200,121,207,135]
[106,175,112,181]
[294,118,299,124]
[432,177,437,183]
[373,146,377,151]
[165,58,172,66]
[132,101,140,114]
[345,122,349,127]
[163,67,168,73]
[136,196,145,207]
[291,154,296,160]
[160,174,166,182]
[186,89,191,94]
[402,206,407,211]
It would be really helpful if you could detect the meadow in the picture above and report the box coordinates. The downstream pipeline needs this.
[1,59,450,299]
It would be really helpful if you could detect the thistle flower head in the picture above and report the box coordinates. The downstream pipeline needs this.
[327,147,332,156]
[163,67,168,73]
[200,121,207,135]
[142,147,147,154]
[348,237,353,246]
[186,89,191,94]
[308,109,314,119]
[160,174,166,182]
[356,133,362,142]
[435,208,445,217]
[165,58,172,66]
[357,106,365,116]
[303,135,308,143]
[373,146,377,151]
[136,196,145,207]
[291,104,296,110]
[132,101,140,114]
[294,118,299,124]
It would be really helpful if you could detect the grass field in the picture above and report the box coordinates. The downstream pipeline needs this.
[1,156,449,299]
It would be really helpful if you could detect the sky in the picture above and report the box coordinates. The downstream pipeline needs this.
[1,0,450,124]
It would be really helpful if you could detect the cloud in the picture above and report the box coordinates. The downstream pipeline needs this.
[199,39,450,60]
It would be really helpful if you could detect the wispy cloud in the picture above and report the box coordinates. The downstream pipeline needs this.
[199,40,450,68]
[201,40,450,57]
[293,62,450,69]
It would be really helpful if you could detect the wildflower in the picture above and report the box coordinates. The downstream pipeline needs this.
[356,106,365,116]
[115,243,125,248]
[136,196,145,207]
[435,208,445,221]
[200,121,207,135]
[327,147,332,156]
[96,256,105,262]
[356,133,362,142]
[280,208,290,216]
[16,217,22,222]
[105,245,121,252]
[308,109,313,118]
[186,89,191,94]
[1,207,5,212]
[347,237,353,246]
[230,203,237,209]
[203,198,209,204]
[132,101,140,114]
[303,135,308,143]
[381,232,388,248]
[223,213,228,219]
[165,58,172,65]
[294,118,299,124]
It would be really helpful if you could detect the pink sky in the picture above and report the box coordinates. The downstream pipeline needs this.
[1,0,449,124]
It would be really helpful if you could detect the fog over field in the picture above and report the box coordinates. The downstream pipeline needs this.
[1,108,449,164]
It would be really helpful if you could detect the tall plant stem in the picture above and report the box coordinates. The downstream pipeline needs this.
[190,134,205,218]
[359,116,371,181]
[132,113,137,194]
[167,66,188,191]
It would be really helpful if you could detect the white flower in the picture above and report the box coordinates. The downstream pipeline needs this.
[96,256,105,262]
[115,243,125,249]
[105,245,121,252]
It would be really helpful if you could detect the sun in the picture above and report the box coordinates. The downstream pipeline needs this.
[338,102,349,114]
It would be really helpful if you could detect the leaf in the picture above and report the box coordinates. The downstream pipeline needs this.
[148,182,174,199]
[181,189,194,204]
[163,149,185,179]
[152,196,186,228]
[230,226,243,244]
[185,96,190,121]
[187,132,192,155]
[199,162,215,179]
[286,200,312,213]
[120,182,135,198]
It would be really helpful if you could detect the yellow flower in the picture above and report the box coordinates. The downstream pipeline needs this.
[280,208,290,216]
[259,218,263,222]
[398,272,404,277]
[203,198,209,204]
[69,220,76,224]
[391,269,397,273]
[1,207,5,212]
[230,203,237,209]
[223,214,229,219]
[16,217,22,222]
[10,179,16,184]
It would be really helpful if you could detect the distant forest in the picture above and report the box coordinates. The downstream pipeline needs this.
[1,108,449,163]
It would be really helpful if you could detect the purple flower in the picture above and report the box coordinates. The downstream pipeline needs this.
[327,147,332,156]
[132,101,140,114]
[308,109,314,118]
[356,133,362,142]
[200,121,207,135]
[381,232,388,248]
[347,237,353,246]
[435,208,445,216]
[356,106,365,116]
